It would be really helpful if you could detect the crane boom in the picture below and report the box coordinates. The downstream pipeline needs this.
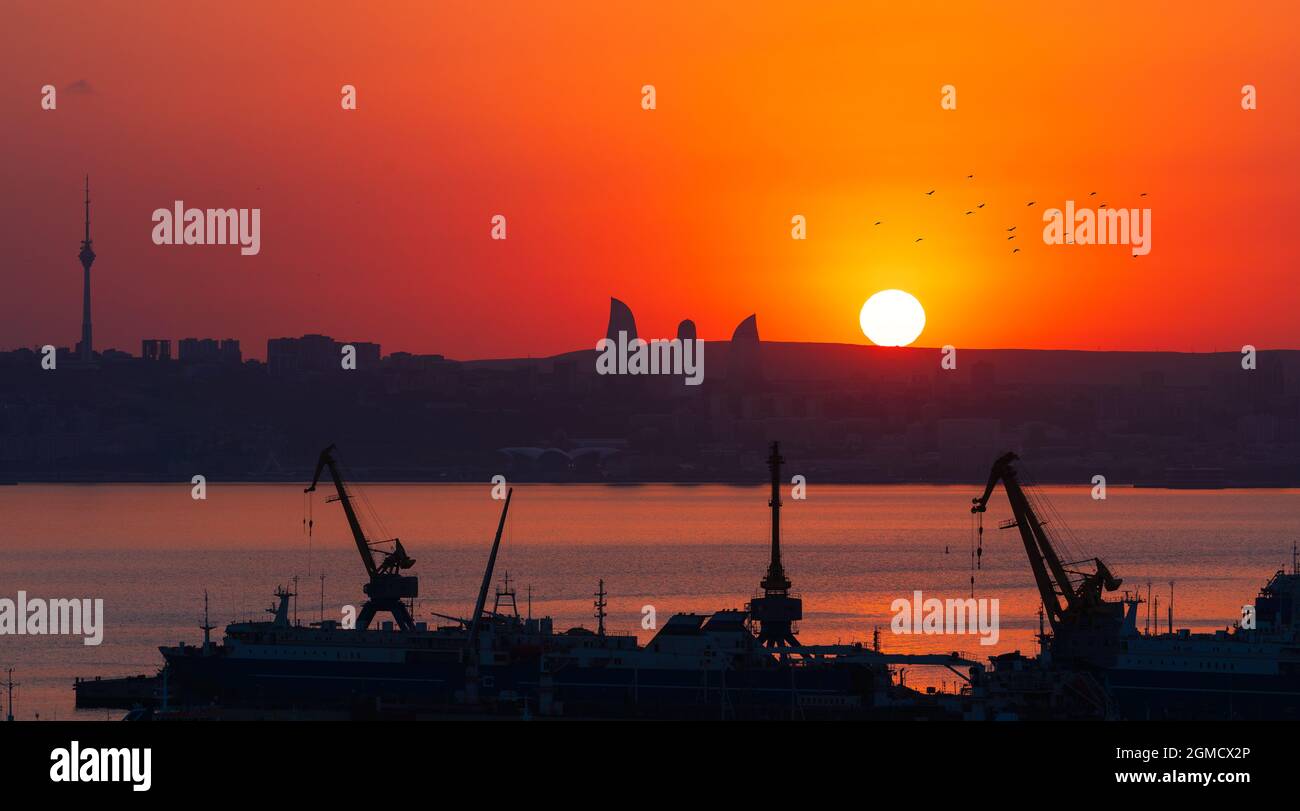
[467,488,513,652]
[304,444,417,631]
[972,452,1121,631]
[972,452,1077,626]
[307,444,377,577]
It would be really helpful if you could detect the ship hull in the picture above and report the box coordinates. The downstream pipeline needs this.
[1106,669,1300,720]
[160,650,956,719]
[161,653,537,711]
[537,662,961,720]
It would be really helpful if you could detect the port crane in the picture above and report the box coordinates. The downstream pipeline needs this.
[466,487,513,652]
[972,452,1129,663]
[307,445,418,631]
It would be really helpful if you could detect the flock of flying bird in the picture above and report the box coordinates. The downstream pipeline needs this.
[875,174,1148,254]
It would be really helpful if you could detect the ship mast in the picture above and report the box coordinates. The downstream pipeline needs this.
[749,441,802,648]
[200,590,215,654]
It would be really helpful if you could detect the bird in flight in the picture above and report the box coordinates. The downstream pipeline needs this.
[1027,201,1035,206]
[1089,191,1097,196]
[1008,235,1016,240]
[915,237,924,242]
[965,210,973,215]
[1006,226,1016,232]
[925,190,935,196]
[874,220,882,225]
[967,174,974,179]
[977,202,986,208]
[1140,192,1148,197]
[1012,248,1021,253]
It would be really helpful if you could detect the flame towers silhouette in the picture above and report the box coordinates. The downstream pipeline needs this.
[76,176,95,362]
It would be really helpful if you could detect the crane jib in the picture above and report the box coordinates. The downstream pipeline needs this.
[972,452,1121,633]
[305,444,418,632]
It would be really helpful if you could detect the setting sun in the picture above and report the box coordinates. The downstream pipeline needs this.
[860,289,926,347]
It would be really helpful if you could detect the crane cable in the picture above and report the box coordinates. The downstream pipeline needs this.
[303,490,315,576]
[970,509,984,597]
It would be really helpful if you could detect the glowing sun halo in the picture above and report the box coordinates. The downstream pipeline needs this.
[860,289,926,347]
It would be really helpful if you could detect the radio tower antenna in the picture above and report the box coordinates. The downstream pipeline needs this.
[77,176,97,363]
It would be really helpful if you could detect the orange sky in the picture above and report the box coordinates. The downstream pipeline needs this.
[4,1,1298,359]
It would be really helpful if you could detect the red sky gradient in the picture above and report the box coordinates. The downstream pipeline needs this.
[3,1,1299,359]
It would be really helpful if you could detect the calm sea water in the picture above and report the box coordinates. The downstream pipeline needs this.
[1,483,1297,719]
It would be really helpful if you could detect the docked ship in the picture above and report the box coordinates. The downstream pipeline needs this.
[84,445,1300,721]
[159,445,559,716]
[536,443,993,720]
[146,444,995,720]
[1103,566,1300,720]
[971,451,1300,720]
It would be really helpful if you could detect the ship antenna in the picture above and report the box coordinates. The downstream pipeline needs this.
[5,668,17,722]
[1146,580,1152,635]
[201,590,215,653]
[1168,580,1175,634]
[594,579,607,637]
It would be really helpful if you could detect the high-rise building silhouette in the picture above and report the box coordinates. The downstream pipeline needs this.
[728,313,762,385]
[141,339,172,361]
[76,176,96,362]
[605,297,637,343]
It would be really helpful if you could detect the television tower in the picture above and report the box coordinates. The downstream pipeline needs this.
[749,441,802,648]
[77,176,96,362]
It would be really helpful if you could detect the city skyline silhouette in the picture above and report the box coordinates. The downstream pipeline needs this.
[5,2,1298,361]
